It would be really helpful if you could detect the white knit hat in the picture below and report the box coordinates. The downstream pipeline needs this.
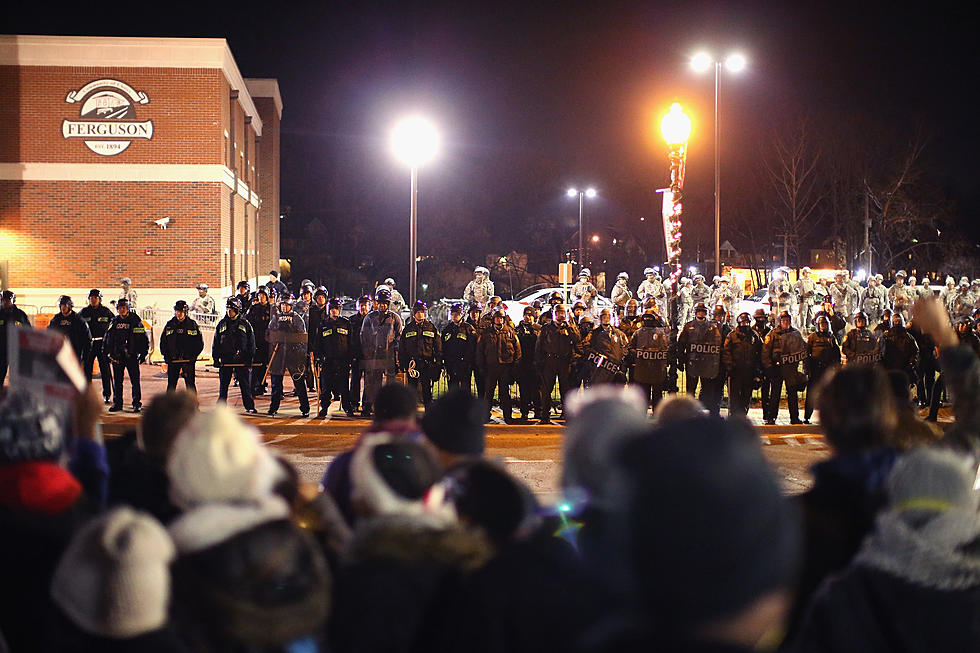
[167,404,282,509]
[51,507,174,638]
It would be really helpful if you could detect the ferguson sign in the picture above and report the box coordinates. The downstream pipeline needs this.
[62,79,154,156]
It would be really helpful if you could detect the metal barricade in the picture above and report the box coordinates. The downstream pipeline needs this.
[141,308,218,364]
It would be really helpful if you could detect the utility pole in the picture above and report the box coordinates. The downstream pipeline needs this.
[775,233,789,268]
[864,189,872,274]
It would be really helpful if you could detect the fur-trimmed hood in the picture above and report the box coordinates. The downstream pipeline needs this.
[346,514,492,572]
[856,509,980,591]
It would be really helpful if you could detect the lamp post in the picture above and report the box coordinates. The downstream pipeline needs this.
[391,116,439,308]
[660,102,692,288]
[566,187,596,268]
[691,51,746,278]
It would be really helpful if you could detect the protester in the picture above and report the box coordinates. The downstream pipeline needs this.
[421,388,487,469]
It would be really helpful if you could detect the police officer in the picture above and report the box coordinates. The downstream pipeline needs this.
[359,288,402,417]
[294,284,314,326]
[47,295,92,364]
[537,292,564,325]
[477,308,521,424]
[841,311,883,367]
[213,298,257,413]
[234,281,254,314]
[571,269,598,312]
[118,277,138,310]
[266,270,288,300]
[882,313,919,387]
[762,310,807,425]
[349,294,373,411]
[816,301,847,340]
[246,288,272,395]
[0,290,30,386]
[266,295,311,418]
[400,301,441,407]
[79,289,115,402]
[804,314,841,423]
[464,266,495,307]
[466,302,486,397]
[514,305,541,420]
[313,297,355,418]
[722,312,763,417]
[794,267,818,331]
[628,310,672,412]
[442,302,478,394]
[384,278,407,315]
[104,298,149,413]
[535,303,582,424]
[160,300,204,393]
[479,296,504,331]
[190,283,216,315]
[611,272,632,315]
[752,308,776,423]
[619,298,642,339]
[582,307,629,386]
[677,302,725,416]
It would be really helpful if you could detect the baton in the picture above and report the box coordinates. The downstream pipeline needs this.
[261,343,280,386]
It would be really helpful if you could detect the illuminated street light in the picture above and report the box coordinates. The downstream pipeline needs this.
[567,186,597,267]
[390,115,439,307]
[661,102,693,145]
[690,50,747,277]
[659,103,690,291]
[591,234,600,243]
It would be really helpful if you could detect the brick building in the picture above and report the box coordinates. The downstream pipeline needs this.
[0,35,281,310]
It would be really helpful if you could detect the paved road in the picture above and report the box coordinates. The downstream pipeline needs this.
[93,363,953,503]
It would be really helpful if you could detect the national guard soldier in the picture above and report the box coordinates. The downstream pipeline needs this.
[514,305,541,420]
[234,281,254,314]
[859,275,885,324]
[535,303,582,424]
[804,314,841,423]
[752,308,776,423]
[676,277,694,327]
[768,268,793,317]
[464,266,495,308]
[762,310,807,425]
[711,276,740,325]
[794,267,819,331]
[691,274,711,307]
[841,311,883,367]
[628,311,672,411]
[619,298,642,339]
[104,298,149,413]
[160,300,204,393]
[383,278,406,315]
[888,270,915,324]
[190,283,216,315]
[637,268,662,307]
[774,292,794,328]
[359,288,402,417]
[349,294,372,411]
[952,278,974,320]
[611,272,632,315]
[882,313,919,387]
[79,289,115,402]
[721,312,762,417]
[313,297,355,418]
[940,276,957,318]
[213,298,257,414]
[400,301,441,407]
[582,307,629,386]
[266,294,311,418]
[47,295,92,364]
[246,288,272,396]
[829,273,852,323]
[118,277,138,311]
[466,302,486,397]
[442,302,478,394]
[1,291,33,383]
[677,302,725,416]
[571,269,599,312]
[476,308,521,424]
[266,270,288,301]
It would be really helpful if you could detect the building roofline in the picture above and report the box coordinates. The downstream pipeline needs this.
[244,78,283,119]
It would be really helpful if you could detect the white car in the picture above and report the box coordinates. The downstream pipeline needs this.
[504,287,614,325]
[738,285,830,318]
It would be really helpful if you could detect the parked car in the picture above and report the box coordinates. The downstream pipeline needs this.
[738,285,829,317]
[504,287,614,325]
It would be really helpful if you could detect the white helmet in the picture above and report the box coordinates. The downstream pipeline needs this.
[580,268,591,278]
[474,266,490,275]
[643,267,655,276]
[801,266,811,274]
[618,272,629,280]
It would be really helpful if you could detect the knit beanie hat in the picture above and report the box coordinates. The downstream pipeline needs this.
[51,507,175,638]
[421,389,487,456]
[167,404,282,509]
[601,416,800,633]
[0,389,70,464]
[887,447,980,519]
[350,432,447,520]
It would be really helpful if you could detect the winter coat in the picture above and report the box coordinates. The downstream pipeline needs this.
[535,321,582,364]
[400,318,441,366]
[842,327,883,365]
[103,311,149,361]
[571,280,599,309]
[792,509,980,653]
[611,281,632,307]
[881,326,919,380]
[442,320,478,375]
[78,304,114,340]
[349,311,368,361]
[513,320,540,374]
[245,301,272,347]
[266,309,308,375]
[105,431,180,526]
[763,325,807,389]
[46,310,92,361]
[212,315,255,366]
[463,278,495,307]
[477,324,522,368]
[722,326,762,379]
[306,303,327,351]
[313,315,353,362]
[805,330,841,376]
[360,309,402,369]
[159,316,204,363]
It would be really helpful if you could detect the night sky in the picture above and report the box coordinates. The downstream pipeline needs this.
[9,1,980,277]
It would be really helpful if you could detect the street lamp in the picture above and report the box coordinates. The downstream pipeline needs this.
[691,50,746,277]
[659,102,691,286]
[567,187,597,268]
[391,116,439,308]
